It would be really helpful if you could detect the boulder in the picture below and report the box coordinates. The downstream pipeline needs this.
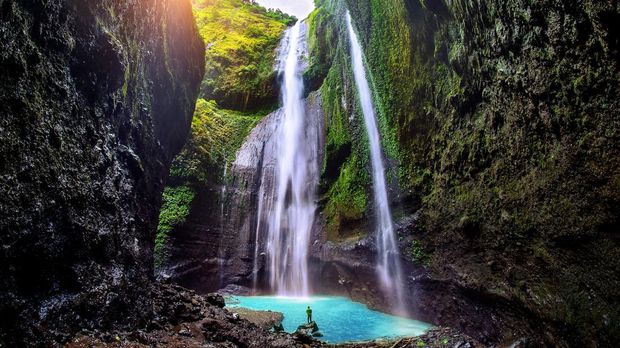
[206,293,226,308]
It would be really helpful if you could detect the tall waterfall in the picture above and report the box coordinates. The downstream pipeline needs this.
[346,12,406,311]
[263,21,316,296]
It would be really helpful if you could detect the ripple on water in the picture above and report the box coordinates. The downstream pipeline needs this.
[226,296,432,343]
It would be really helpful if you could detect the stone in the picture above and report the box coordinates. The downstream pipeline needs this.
[0,0,204,345]
[206,293,226,308]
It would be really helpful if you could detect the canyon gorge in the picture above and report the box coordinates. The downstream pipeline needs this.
[1,0,619,347]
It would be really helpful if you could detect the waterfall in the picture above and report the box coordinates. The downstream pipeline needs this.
[220,161,228,225]
[346,11,406,311]
[261,21,316,297]
[251,173,265,291]
[217,160,228,286]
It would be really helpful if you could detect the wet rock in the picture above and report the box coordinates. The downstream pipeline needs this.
[0,0,204,345]
[313,0,620,345]
[64,283,325,347]
[232,307,284,330]
[273,322,285,332]
[161,91,325,293]
[218,284,253,296]
[206,293,226,308]
[338,327,482,348]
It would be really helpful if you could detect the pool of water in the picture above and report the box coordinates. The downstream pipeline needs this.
[226,296,432,343]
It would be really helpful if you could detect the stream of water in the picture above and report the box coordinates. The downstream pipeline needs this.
[262,22,316,296]
[346,12,407,313]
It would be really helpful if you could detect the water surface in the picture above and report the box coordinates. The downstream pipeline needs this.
[227,296,432,343]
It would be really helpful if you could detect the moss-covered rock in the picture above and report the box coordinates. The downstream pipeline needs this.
[0,0,204,345]
[156,0,292,270]
[310,0,620,345]
[194,0,294,110]
[155,185,196,267]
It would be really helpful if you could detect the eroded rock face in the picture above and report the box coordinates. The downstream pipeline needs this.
[66,283,323,348]
[0,0,204,345]
[164,91,325,293]
[312,0,620,346]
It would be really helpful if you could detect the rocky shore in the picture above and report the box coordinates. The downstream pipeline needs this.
[62,283,479,348]
[64,283,320,348]
[230,307,284,331]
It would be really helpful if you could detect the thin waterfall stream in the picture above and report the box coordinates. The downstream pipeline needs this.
[346,11,407,312]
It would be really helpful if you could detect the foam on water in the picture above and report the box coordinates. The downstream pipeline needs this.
[227,296,432,343]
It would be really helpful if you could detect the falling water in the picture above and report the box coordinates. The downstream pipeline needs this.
[346,12,406,312]
[264,22,316,296]
[251,177,265,291]
[220,161,228,224]
[217,161,228,285]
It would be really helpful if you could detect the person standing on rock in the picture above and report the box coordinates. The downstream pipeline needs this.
[306,306,313,323]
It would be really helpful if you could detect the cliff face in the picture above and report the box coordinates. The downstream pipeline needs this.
[309,0,619,345]
[153,0,294,275]
[164,91,324,293]
[0,0,204,345]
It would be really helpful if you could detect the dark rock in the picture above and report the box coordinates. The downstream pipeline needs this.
[232,307,284,330]
[206,293,226,308]
[0,0,204,346]
[218,284,253,296]
[273,322,285,332]
[64,283,326,347]
[312,0,620,346]
[161,90,325,293]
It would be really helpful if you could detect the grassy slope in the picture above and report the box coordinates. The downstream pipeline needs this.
[194,0,293,110]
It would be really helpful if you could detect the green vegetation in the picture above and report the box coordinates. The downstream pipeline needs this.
[324,155,369,239]
[156,0,292,267]
[310,0,620,343]
[170,98,265,183]
[410,239,430,266]
[155,185,196,266]
[193,0,294,109]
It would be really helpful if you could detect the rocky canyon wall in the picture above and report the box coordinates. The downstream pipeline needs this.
[163,91,325,294]
[0,0,204,345]
[308,0,620,346]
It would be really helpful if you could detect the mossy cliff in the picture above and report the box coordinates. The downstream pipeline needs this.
[194,0,294,110]
[0,0,204,345]
[154,0,292,281]
[310,0,619,345]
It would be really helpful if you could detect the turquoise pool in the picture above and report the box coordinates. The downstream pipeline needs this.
[226,296,432,343]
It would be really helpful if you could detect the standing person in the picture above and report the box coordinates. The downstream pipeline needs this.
[306,306,313,323]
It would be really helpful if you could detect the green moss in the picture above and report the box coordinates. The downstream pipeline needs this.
[155,185,196,266]
[410,239,431,266]
[324,155,369,240]
[309,0,620,344]
[170,98,266,183]
[316,40,375,240]
[193,0,294,109]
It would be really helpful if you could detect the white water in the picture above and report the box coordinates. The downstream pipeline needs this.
[251,173,265,290]
[346,12,406,312]
[218,161,228,285]
[264,22,316,296]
